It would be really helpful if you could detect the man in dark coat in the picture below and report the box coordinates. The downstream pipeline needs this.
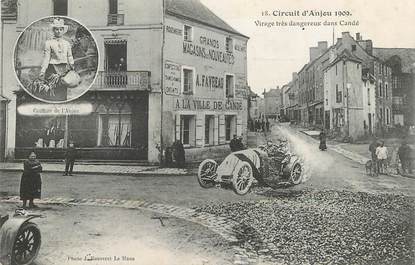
[63,142,77,176]
[229,134,239,152]
[172,140,185,168]
[398,140,412,174]
[319,130,327,151]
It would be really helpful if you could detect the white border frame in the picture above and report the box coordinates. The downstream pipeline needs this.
[12,15,100,104]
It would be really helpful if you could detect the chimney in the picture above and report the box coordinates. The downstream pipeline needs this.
[358,40,373,55]
[341,31,350,38]
[355,33,361,41]
[309,47,319,61]
[318,41,328,51]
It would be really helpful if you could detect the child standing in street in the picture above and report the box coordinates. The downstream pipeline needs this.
[63,142,77,176]
[376,141,388,174]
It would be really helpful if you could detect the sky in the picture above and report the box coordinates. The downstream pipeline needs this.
[200,0,415,95]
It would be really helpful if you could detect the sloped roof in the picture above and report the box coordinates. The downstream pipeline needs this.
[329,49,363,67]
[166,0,248,38]
[373,48,415,73]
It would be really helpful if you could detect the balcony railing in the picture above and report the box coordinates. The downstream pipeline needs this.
[91,71,150,91]
[108,14,124,26]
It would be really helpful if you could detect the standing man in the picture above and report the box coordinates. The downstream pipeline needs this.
[369,138,378,174]
[229,134,239,152]
[398,140,412,174]
[376,141,388,174]
[63,142,77,176]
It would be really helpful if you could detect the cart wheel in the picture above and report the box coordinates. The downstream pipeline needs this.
[232,161,253,195]
[197,159,217,188]
[11,222,41,265]
[289,163,302,185]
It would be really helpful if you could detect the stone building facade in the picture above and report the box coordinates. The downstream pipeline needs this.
[0,0,249,162]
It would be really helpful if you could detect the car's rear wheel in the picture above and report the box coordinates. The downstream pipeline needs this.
[232,161,253,195]
[197,159,217,188]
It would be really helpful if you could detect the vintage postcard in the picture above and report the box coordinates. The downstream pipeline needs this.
[0,0,414,264]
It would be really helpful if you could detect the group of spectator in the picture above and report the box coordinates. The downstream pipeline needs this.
[248,119,270,132]
[369,138,413,175]
[162,140,186,168]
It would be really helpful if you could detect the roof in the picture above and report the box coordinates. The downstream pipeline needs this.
[328,49,363,68]
[373,48,415,73]
[1,0,17,20]
[166,0,248,39]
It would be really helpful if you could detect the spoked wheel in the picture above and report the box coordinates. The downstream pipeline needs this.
[232,161,253,195]
[11,222,41,265]
[289,163,302,185]
[197,159,217,188]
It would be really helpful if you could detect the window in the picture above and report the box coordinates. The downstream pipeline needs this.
[357,64,360,69]
[385,83,388,99]
[184,25,193,42]
[225,74,234,98]
[205,115,214,145]
[109,0,118,14]
[336,84,342,103]
[386,108,390,124]
[379,82,383,97]
[352,45,356,51]
[225,115,236,141]
[53,0,68,15]
[99,114,132,147]
[335,64,338,75]
[182,67,194,94]
[226,37,233,53]
[180,115,195,146]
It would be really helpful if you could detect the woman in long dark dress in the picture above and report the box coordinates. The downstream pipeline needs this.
[20,151,42,208]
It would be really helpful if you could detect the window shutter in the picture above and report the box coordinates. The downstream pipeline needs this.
[214,115,219,145]
[195,116,204,147]
[236,116,242,136]
[218,115,225,144]
[175,114,181,141]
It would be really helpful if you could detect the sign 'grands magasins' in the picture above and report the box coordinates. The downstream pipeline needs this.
[182,35,235,64]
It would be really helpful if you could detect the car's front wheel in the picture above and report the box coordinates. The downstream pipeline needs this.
[289,163,302,185]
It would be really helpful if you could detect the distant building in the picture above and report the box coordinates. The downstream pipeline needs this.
[372,48,415,126]
[294,32,396,139]
[263,87,282,119]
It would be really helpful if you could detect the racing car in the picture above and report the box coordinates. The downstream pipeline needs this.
[197,146,303,195]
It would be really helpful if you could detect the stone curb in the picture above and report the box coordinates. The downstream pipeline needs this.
[0,196,275,265]
[0,168,191,176]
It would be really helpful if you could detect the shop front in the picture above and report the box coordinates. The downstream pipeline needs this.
[162,96,247,161]
[15,90,148,161]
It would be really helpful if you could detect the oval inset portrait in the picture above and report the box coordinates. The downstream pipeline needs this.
[14,16,99,103]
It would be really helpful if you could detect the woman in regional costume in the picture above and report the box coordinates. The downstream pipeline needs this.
[38,18,75,101]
